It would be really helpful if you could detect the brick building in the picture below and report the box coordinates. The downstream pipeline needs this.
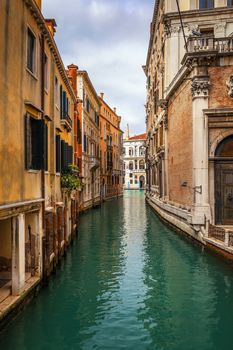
[144,0,233,256]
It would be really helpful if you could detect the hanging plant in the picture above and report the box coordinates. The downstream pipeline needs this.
[61,164,82,191]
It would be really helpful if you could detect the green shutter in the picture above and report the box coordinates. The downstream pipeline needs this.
[31,119,44,170]
[44,123,48,171]
[56,135,61,173]
[24,114,31,169]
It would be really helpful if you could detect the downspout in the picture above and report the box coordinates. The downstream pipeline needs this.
[40,34,46,281]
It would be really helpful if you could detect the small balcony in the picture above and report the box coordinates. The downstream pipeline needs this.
[187,36,233,55]
[90,156,100,171]
[61,113,72,132]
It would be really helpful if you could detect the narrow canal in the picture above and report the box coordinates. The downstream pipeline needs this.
[1,191,233,350]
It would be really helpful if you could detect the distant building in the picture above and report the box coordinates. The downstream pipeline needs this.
[99,93,123,200]
[76,71,101,210]
[123,126,146,190]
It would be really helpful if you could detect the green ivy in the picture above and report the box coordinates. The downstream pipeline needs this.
[61,164,82,191]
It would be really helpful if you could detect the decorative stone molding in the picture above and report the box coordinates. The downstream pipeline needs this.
[191,78,210,98]
[186,24,200,35]
[226,75,233,98]
[158,99,168,110]
[163,20,180,37]
[158,99,168,130]
[185,56,215,70]
[214,22,226,36]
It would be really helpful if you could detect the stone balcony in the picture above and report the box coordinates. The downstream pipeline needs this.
[186,36,233,56]
[90,156,100,171]
[61,113,72,132]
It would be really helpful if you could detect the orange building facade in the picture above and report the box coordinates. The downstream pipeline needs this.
[99,93,123,200]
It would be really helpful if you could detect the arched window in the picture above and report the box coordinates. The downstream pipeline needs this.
[139,146,144,156]
[139,160,145,170]
[215,135,233,157]
[129,161,133,170]
[129,147,133,156]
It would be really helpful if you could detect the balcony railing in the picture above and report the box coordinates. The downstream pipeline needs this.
[61,113,72,132]
[187,36,233,54]
[90,156,100,171]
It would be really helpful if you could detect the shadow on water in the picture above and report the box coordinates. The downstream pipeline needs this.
[0,191,233,350]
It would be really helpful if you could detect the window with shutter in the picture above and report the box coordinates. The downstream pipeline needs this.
[60,85,63,119]
[62,91,67,118]
[56,135,61,173]
[25,115,45,170]
[68,145,73,165]
[27,28,36,73]
[44,123,48,171]
[84,134,87,152]
[25,115,31,170]
[61,140,65,172]
[31,118,44,170]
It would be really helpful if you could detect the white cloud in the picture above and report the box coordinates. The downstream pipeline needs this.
[42,0,153,135]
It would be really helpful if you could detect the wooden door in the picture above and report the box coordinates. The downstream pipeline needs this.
[215,163,233,225]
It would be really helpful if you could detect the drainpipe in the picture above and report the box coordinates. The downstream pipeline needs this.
[40,34,46,282]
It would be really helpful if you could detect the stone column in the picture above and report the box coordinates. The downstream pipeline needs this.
[191,71,211,223]
[12,214,25,296]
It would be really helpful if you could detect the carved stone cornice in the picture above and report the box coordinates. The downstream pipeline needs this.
[185,55,216,70]
[191,77,210,99]
[164,21,181,37]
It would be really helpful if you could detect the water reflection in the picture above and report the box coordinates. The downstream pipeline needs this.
[140,205,233,350]
[1,191,233,350]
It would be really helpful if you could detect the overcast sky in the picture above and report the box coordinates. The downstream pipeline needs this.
[43,0,154,136]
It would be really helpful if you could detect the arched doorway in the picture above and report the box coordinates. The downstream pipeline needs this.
[215,135,233,225]
[139,176,145,189]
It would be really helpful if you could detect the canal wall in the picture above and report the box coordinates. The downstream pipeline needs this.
[146,195,233,261]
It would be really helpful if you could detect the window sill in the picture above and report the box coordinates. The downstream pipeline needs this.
[26,68,38,81]
[27,169,39,174]
[56,172,61,176]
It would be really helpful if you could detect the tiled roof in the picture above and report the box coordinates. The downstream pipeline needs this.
[128,133,147,140]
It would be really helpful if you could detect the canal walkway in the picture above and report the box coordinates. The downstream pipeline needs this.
[0,191,233,350]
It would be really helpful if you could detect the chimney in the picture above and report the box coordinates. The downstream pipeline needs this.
[113,107,117,114]
[125,124,129,140]
[100,92,104,100]
[67,64,79,97]
[45,19,57,37]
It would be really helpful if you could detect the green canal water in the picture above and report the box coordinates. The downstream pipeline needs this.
[1,191,233,350]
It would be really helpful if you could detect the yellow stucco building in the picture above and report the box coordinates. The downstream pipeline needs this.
[0,0,76,307]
